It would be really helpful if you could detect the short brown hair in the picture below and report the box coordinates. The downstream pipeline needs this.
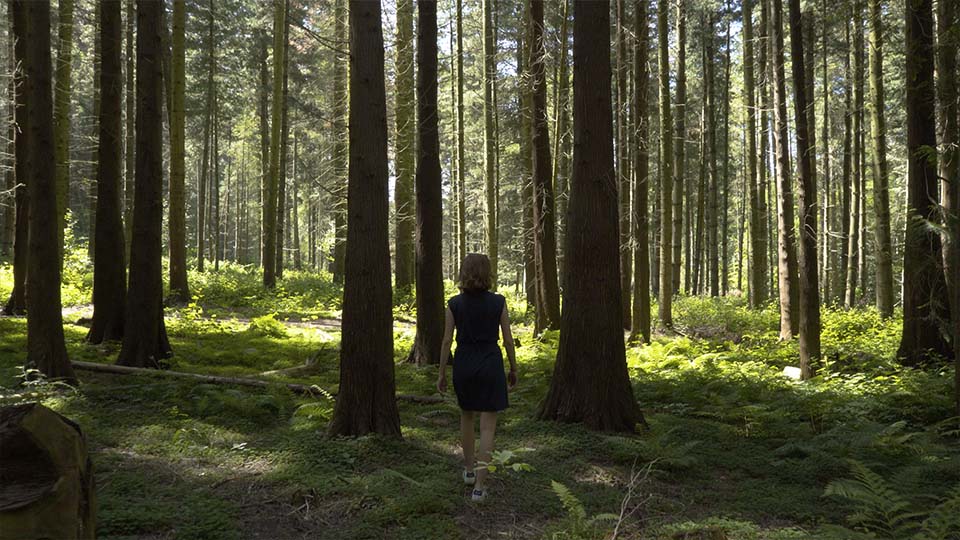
[458,253,492,292]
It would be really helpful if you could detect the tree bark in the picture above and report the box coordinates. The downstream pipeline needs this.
[20,0,75,383]
[616,0,631,327]
[788,0,820,378]
[867,0,893,317]
[117,0,172,369]
[837,17,852,305]
[530,0,561,331]
[394,0,415,294]
[275,6,290,279]
[846,0,863,307]
[657,0,674,327]
[744,0,767,308]
[455,0,467,269]
[262,0,284,288]
[1,6,12,258]
[672,0,686,297]
[630,0,651,344]
[898,0,952,365]
[124,0,134,257]
[483,0,498,289]
[538,0,643,432]
[770,0,799,338]
[329,0,401,437]
[88,0,127,345]
[331,0,347,285]
[53,0,74,261]
[168,0,188,303]
[706,14,719,297]
[721,4,732,296]
[552,0,571,284]
[407,0,444,367]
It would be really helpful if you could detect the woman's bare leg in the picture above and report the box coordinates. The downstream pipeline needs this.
[475,412,498,490]
[460,411,475,471]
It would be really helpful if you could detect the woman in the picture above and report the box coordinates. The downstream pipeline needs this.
[437,253,518,502]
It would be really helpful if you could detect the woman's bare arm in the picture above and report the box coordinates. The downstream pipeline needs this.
[500,306,517,377]
[437,308,455,392]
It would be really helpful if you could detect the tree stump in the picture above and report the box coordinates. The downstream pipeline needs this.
[0,403,95,539]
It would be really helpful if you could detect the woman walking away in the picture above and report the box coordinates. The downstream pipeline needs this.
[437,253,518,502]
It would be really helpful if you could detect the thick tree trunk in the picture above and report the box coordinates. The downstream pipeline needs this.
[538,0,643,432]
[867,0,893,317]
[53,0,74,261]
[167,0,188,303]
[262,0,284,288]
[657,0,674,327]
[394,0,415,294]
[770,0,799,338]
[616,0,631,327]
[898,0,951,365]
[788,0,820,379]
[329,0,401,437]
[117,0,172,369]
[483,0,498,289]
[530,0,561,331]
[3,0,27,316]
[630,0,651,344]
[88,0,127,345]
[744,0,767,308]
[407,0,445,366]
[21,0,75,383]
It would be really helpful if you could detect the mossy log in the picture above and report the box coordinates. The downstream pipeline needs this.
[0,403,95,539]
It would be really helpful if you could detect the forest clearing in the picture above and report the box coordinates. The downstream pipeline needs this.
[1,0,960,538]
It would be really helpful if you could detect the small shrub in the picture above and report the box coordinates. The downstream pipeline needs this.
[246,313,288,338]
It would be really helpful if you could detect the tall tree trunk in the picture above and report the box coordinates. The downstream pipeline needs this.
[483,0,498,288]
[167,0,188,303]
[770,0,799,338]
[788,0,820,379]
[867,0,893,316]
[394,0,415,293]
[898,0,952,365]
[257,31,269,268]
[262,0,284,288]
[846,0,863,307]
[124,0,134,256]
[820,0,831,303]
[331,0,347,284]
[212,94,221,271]
[88,0,127,345]
[552,0,571,283]
[837,17,852,305]
[706,14,719,297]
[407,0,445,366]
[275,6,289,279]
[117,0,172,368]
[744,0,767,308]
[3,0,27,316]
[672,0,686,296]
[519,25,536,310]
[530,0,560,330]
[21,0,76,384]
[2,6,13,258]
[630,0,651,344]
[292,135,301,270]
[53,0,74,261]
[456,0,466,267]
[197,0,213,273]
[616,0,631,327]
[329,0,401,437]
[538,0,643,432]
[721,5,733,296]
[657,0,674,326]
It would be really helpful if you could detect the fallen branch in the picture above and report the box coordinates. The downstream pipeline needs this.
[71,361,444,404]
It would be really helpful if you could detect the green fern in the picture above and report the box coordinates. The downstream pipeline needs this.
[551,480,587,522]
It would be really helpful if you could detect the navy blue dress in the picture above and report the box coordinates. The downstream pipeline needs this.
[449,290,509,412]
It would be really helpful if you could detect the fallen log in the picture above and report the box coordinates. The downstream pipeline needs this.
[71,361,445,404]
[0,403,96,540]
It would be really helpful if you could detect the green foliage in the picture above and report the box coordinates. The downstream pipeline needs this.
[822,461,960,540]
[548,481,620,540]
[246,312,288,338]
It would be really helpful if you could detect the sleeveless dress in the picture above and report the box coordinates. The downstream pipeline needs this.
[449,290,509,412]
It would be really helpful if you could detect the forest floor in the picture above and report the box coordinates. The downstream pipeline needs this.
[1,260,959,539]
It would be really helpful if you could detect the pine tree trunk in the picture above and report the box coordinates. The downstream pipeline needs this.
[616,0,631,327]
[846,1,863,307]
[1,8,13,258]
[867,0,893,317]
[518,27,536,310]
[21,0,75,384]
[483,0,498,288]
[820,0,831,303]
[262,0,284,288]
[530,0,560,330]
[744,0,767,308]
[552,0,571,284]
[117,0,172,369]
[657,0,673,326]
[693,110,706,295]
[197,0,214,273]
[329,0,401,437]
[3,0,27,316]
[898,0,952,365]
[455,0,467,268]
[672,0,686,297]
[124,0,134,256]
[53,0,74,261]
[837,17,852,305]
[721,6,732,296]
[630,0,651,344]
[257,31,269,268]
[88,0,127,345]
[538,0,643,432]
[706,14,719,297]
[394,0,415,293]
[275,6,289,279]
[770,0,799,338]
[331,0,347,285]
[788,0,820,378]
[167,0,189,303]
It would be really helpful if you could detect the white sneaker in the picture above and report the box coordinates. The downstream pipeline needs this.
[471,488,486,502]
[462,469,476,486]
